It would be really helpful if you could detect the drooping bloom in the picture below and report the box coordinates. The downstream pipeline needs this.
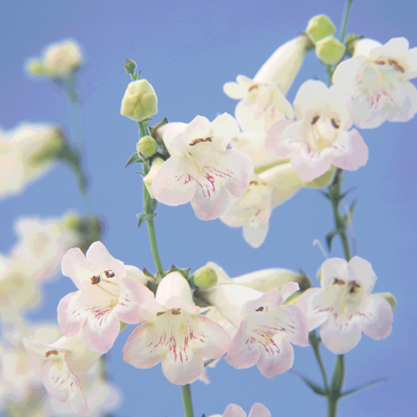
[0,123,65,199]
[209,403,271,417]
[123,272,231,385]
[266,80,369,182]
[58,241,154,353]
[26,39,82,79]
[151,113,253,220]
[297,256,393,354]
[333,37,417,129]
[197,282,308,378]
[23,334,102,416]
[224,36,310,133]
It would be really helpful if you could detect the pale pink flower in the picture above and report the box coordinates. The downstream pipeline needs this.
[23,334,102,416]
[58,241,154,353]
[210,402,271,417]
[198,282,308,378]
[151,113,253,220]
[297,256,393,354]
[333,37,417,129]
[123,272,231,385]
[266,80,369,182]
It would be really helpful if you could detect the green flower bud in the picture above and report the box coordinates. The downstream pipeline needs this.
[306,15,336,44]
[315,35,346,65]
[377,292,397,312]
[192,266,218,290]
[124,58,137,75]
[136,135,158,158]
[120,79,158,122]
[26,59,46,75]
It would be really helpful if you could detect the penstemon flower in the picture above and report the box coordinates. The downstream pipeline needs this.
[123,272,231,385]
[297,256,394,354]
[58,241,154,353]
[333,37,417,129]
[151,113,253,220]
[266,80,369,182]
[209,402,271,417]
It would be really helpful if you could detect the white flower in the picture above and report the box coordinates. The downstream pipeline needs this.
[297,257,393,354]
[152,113,253,220]
[210,403,271,417]
[333,37,417,128]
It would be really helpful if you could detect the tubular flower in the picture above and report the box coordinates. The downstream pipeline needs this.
[209,403,271,417]
[333,37,417,129]
[266,80,368,182]
[23,334,102,416]
[297,257,394,354]
[151,113,253,220]
[58,241,154,353]
[197,282,308,378]
[123,272,231,385]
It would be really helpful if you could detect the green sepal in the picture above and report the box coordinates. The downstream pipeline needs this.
[125,153,143,167]
[160,265,191,279]
[291,370,326,396]
[341,378,387,397]
[326,228,339,251]
[149,117,169,138]
[144,195,158,214]
[345,33,365,56]
[137,213,157,228]
[142,268,155,279]
[342,199,357,224]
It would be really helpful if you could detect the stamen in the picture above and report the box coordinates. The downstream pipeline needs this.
[249,180,258,186]
[91,275,100,285]
[388,58,405,73]
[311,115,320,125]
[333,278,346,285]
[331,118,340,129]
[171,308,182,315]
[156,311,166,316]
[375,59,386,65]
[45,350,58,358]
[189,137,212,146]
[104,270,115,278]
[255,306,264,312]
[248,85,258,92]
[313,240,328,260]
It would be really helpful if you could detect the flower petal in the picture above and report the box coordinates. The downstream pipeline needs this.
[58,292,86,337]
[210,113,240,149]
[86,241,125,279]
[223,81,247,99]
[191,182,231,220]
[331,129,369,171]
[61,248,98,290]
[291,148,332,182]
[347,256,377,293]
[386,81,417,122]
[156,272,194,308]
[359,294,393,340]
[321,258,348,288]
[294,80,328,120]
[332,57,367,96]
[265,119,299,159]
[297,288,332,331]
[181,116,212,146]
[161,122,188,156]
[223,404,246,417]
[248,403,271,417]
[256,338,294,378]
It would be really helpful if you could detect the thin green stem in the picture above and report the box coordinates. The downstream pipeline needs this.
[309,331,329,391]
[181,384,195,417]
[146,218,164,274]
[328,398,339,417]
[339,0,354,42]
[328,355,345,417]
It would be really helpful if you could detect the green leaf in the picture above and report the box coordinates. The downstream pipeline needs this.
[326,229,339,251]
[149,117,169,137]
[125,153,143,168]
[137,213,157,228]
[290,370,326,396]
[341,378,388,397]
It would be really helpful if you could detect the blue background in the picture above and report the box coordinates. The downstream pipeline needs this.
[1,0,416,416]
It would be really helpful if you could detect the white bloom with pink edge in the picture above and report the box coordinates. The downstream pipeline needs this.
[210,402,271,417]
[297,256,393,354]
[266,80,369,182]
[151,113,253,220]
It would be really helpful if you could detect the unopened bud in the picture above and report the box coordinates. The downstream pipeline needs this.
[137,136,158,158]
[192,266,218,290]
[306,15,336,44]
[26,59,45,75]
[120,79,158,122]
[143,157,164,198]
[124,58,137,75]
[315,35,346,65]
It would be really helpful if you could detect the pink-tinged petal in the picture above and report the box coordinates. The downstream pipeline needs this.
[406,47,417,78]
[248,403,271,417]
[386,81,417,122]
[243,216,269,249]
[123,323,165,369]
[23,336,70,359]
[137,300,164,322]
[194,315,231,358]
[332,57,367,96]
[241,289,282,318]
[321,258,348,288]
[325,86,353,129]
[320,315,362,354]
[61,248,98,290]
[57,292,85,337]
[161,122,188,156]
[66,363,89,416]
[164,295,200,315]
[156,272,193,307]
[223,81,247,99]
[162,351,204,385]
[152,156,196,205]
[42,360,70,402]
[265,119,299,159]
[279,305,309,347]
[297,288,331,331]
[256,338,294,378]
[86,241,125,279]
[294,80,328,120]
[291,148,332,182]
[210,113,240,149]
[359,295,393,340]
[191,183,231,220]
[226,321,261,369]
[235,99,265,133]
[81,311,121,353]
[347,256,377,293]
[280,282,300,302]
[351,92,388,129]
[115,278,154,324]
[182,115,212,146]
[125,264,151,285]
[331,129,369,172]
[223,404,246,417]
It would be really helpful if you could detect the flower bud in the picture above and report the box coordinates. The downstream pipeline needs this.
[120,79,158,122]
[191,266,218,290]
[143,157,164,198]
[315,35,346,65]
[26,59,45,76]
[124,58,137,75]
[136,135,158,158]
[306,15,336,44]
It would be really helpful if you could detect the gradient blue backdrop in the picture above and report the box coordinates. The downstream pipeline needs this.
[1,0,416,416]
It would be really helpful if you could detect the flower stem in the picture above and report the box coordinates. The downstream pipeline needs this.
[339,0,354,42]
[328,355,345,417]
[181,384,195,417]
[309,331,329,391]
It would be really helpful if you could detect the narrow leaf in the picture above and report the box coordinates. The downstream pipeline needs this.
[137,213,157,228]
[290,370,326,396]
[125,153,143,167]
[341,378,388,397]
[326,229,339,251]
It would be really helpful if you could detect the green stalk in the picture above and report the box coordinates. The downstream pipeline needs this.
[339,0,354,42]
[309,331,329,391]
[181,385,195,417]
